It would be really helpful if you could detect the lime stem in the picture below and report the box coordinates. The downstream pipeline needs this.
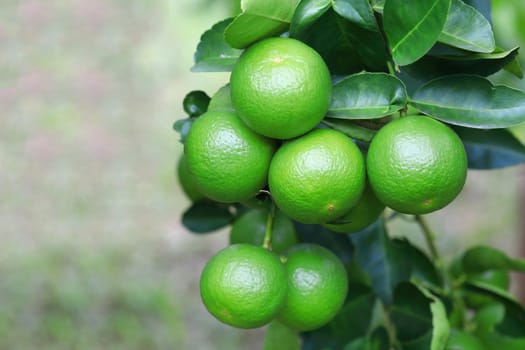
[263,202,276,250]
[415,215,439,260]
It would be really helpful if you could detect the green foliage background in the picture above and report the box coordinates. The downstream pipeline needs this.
[0,0,524,349]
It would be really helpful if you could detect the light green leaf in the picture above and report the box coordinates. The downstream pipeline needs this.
[328,72,408,119]
[439,0,495,53]
[411,75,525,129]
[384,0,451,65]
[416,285,450,350]
[192,19,243,72]
[333,0,378,31]
[462,245,525,273]
[225,0,300,49]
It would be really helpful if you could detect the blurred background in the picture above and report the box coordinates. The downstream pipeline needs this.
[0,0,524,349]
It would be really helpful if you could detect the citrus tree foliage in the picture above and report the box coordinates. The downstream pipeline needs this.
[175,0,525,349]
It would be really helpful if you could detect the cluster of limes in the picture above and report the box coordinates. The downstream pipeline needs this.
[179,36,469,330]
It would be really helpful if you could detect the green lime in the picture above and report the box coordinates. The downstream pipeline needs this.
[367,116,467,214]
[230,37,331,139]
[200,244,288,329]
[269,128,366,224]
[278,244,348,331]
[177,154,205,202]
[184,110,276,203]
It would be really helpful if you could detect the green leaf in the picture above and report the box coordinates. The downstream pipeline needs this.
[294,222,354,264]
[417,285,450,350]
[504,56,524,79]
[351,221,395,305]
[438,0,495,53]
[291,9,388,74]
[343,328,389,350]
[192,19,243,72]
[333,0,378,32]
[289,0,331,38]
[173,117,195,144]
[302,286,376,349]
[391,283,433,342]
[384,0,451,65]
[263,320,300,350]
[462,0,492,23]
[183,90,210,117]
[328,72,408,119]
[181,202,233,233]
[410,75,525,129]
[397,48,520,94]
[224,0,299,49]
[461,245,525,273]
[322,118,377,143]
[473,303,505,332]
[453,126,525,169]
[478,333,525,350]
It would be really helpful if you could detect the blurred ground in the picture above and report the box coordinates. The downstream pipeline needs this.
[0,0,524,349]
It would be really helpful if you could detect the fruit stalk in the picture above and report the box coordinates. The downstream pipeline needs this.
[263,201,276,250]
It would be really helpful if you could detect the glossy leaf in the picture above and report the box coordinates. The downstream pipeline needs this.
[182,202,233,233]
[224,0,299,49]
[192,19,242,72]
[453,126,525,169]
[384,0,451,65]
[289,0,331,38]
[411,75,525,129]
[439,0,495,53]
[263,320,300,350]
[328,72,408,119]
[333,0,378,31]
[292,9,388,74]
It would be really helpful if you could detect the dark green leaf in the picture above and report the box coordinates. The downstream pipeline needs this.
[263,320,300,350]
[224,0,299,49]
[383,0,451,65]
[462,245,525,273]
[504,56,524,79]
[292,9,388,74]
[394,239,442,289]
[192,18,243,72]
[183,90,210,117]
[328,72,408,119]
[473,303,505,332]
[333,0,378,32]
[405,47,520,81]
[343,328,389,350]
[453,126,525,169]
[302,286,376,349]
[182,202,233,233]
[391,283,433,342]
[410,75,525,129]
[289,0,331,38]
[294,222,354,264]
[438,0,495,53]
[350,220,410,305]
